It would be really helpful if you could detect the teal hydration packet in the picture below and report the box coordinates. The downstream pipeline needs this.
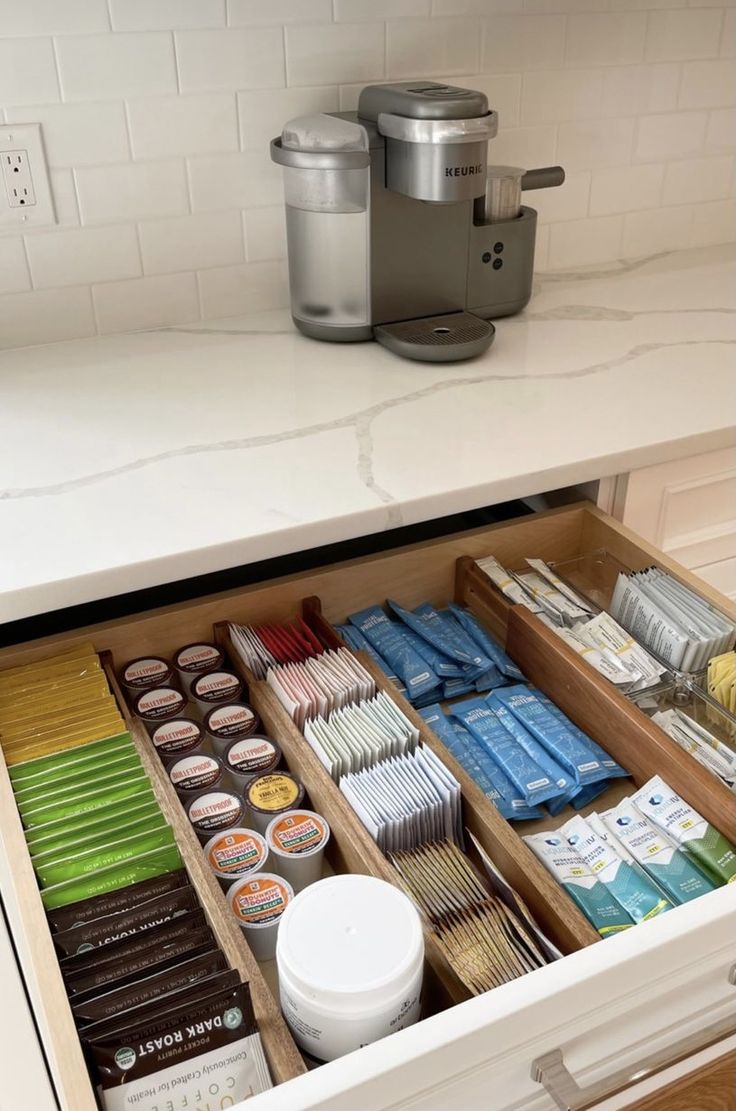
[337,625,408,696]
[419,705,542,820]
[602,798,715,905]
[533,690,628,781]
[348,606,440,702]
[493,686,608,786]
[562,814,671,923]
[451,699,560,806]
[447,603,525,681]
[524,830,633,937]
[486,693,573,811]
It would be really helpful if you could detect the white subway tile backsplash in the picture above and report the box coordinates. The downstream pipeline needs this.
[197,259,288,316]
[0,286,95,348]
[175,28,284,93]
[127,94,238,159]
[55,33,177,101]
[0,0,733,347]
[188,151,283,210]
[93,272,200,333]
[238,86,339,150]
[5,102,129,167]
[76,161,189,224]
[645,9,723,61]
[228,0,332,25]
[25,225,141,288]
[706,108,736,150]
[0,239,30,295]
[139,211,244,274]
[557,117,635,169]
[622,205,693,257]
[336,0,429,18]
[387,18,480,78]
[679,60,736,108]
[0,39,59,105]
[662,154,734,204]
[548,214,624,267]
[589,162,664,215]
[565,13,647,67]
[532,171,591,222]
[109,0,226,31]
[285,23,385,86]
[483,15,565,72]
[244,205,287,260]
[635,111,708,160]
[0,0,109,36]
[521,69,603,123]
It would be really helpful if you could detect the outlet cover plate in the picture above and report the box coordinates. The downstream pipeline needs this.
[0,123,56,233]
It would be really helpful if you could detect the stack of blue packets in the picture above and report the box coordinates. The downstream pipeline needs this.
[340,602,522,707]
[421,686,629,822]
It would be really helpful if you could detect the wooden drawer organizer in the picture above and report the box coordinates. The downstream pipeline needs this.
[1,503,735,1111]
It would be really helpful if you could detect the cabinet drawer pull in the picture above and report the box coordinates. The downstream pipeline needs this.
[531,973,736,1111]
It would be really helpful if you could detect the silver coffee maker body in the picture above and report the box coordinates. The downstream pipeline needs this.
[270,81,563,362]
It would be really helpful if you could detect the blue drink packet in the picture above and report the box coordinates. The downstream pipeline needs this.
[451,698,561,806]
[533,690,628,780]
[413,604,493,676]
[486,693,573,802]
[348,606,440,702]
[399,625,464,680]
[493,686,608,787]
[447,603,524,681]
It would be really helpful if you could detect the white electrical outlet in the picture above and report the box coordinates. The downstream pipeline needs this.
[0,124,56,233]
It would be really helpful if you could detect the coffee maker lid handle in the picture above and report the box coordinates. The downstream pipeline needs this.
[376,111,498,145]
[270,138,370,170]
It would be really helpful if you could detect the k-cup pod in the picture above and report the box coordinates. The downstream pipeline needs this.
[134,686,187,734]
[190,671,244,716]
[246,772,305,834]
[118,657,174,698]
[168,752,225,800]
[224,735,281,791]
[150,718,205,764]
[173,643,225,694]
[187,788,246,845]
[228,872,294,961]
[203,827,269,890]
[276,874,424,1061]
[204,702,262,758]
[265,809,329,893]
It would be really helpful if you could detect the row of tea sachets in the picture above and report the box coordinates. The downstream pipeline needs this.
[652,706,736,791]
[304,691,419,779]
[611,568,736,674]
[390,840,549,995]
[477,555,666,693]
[0,642,126,767]
[525,775,736,936]
[229,618,324,678]
[342,601,521,706]
[707,650,736,715]
[421,686,628,821]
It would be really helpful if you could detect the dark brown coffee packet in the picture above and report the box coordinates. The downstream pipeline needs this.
[64,920,213,997]
[46,868,190,933]
[60,908,207,977]
[68,935,218,1006]
[73,951,232,1026]
[53,884,200,957]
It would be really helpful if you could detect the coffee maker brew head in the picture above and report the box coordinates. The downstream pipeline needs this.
[357,81,498,204]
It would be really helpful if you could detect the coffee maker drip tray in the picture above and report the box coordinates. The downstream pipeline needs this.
[373,312,495,363]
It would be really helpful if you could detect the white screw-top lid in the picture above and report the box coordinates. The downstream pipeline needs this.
[276,874,423,1015]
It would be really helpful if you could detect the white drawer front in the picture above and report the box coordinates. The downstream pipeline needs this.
[244,885,736,1111]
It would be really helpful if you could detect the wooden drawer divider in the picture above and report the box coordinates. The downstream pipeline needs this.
[299,598,599,954]
[104,656,306,1087]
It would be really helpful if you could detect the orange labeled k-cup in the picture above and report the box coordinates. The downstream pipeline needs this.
[203,827,269,889]
[228,872,294,960]
[265,810,329,893]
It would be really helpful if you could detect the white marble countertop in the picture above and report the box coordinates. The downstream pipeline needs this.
[1,243,735,625]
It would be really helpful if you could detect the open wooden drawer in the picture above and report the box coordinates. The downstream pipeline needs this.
[1,503,735,1111]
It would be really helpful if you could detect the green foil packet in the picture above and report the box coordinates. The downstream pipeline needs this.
[31,808,167,869]
[9,734,133,782]
[41,844,183,910]
[21,772,152,830]
[14,753,144,812]
[35,824,176,889]
[25,788,158,849]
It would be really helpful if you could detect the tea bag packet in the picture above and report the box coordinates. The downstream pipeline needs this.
[601,799,714,905]
[561,815,671,924]
[229,623,276,679]
[41,843,184,911]
[447,604,524,681]
[632,776,736,886]
[451,699,561,807]
[84,980,271,1111]
[652,709,736,789]
[523,831,633,937]
[26,792,159,853]
[348,606,441,704]
[303,694,417,781]
[33,823,179,889]
[336,623,408,696]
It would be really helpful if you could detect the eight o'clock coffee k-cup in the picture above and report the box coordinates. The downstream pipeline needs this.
[265,810,329,893]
